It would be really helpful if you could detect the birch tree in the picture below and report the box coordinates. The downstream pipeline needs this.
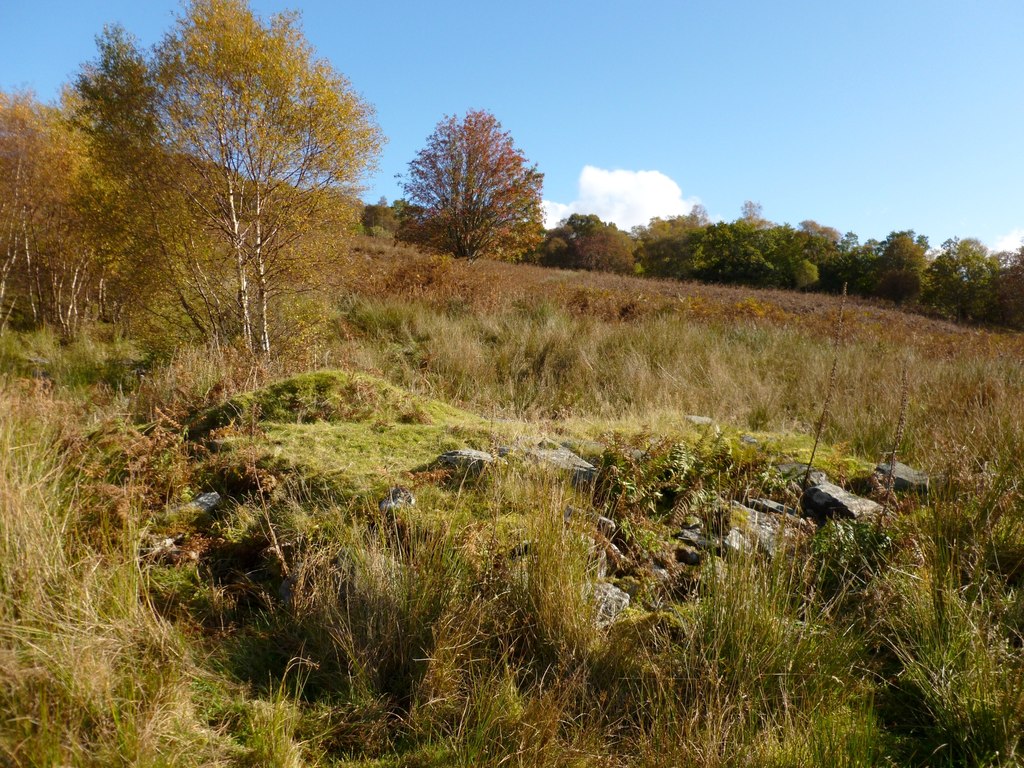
[154,0,382,354]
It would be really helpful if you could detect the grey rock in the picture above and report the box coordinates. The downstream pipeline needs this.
[685,415,714,426]
[723,528,751,555]
[192,491,222,513]
[173,491,222,517]
[436,449,494,473]
[594,581,630,626]
[510,440,599,489]
[652,565,672,584]
[801,482,882,525]
[675,546,702,566]
[740,435,759,446]
[726,502,791,558]
[142,533,196,565]
[572,465,599,490]
[379,486,415,513]
[874,461,929,494]
[674,528,712,550]
[279,569,298,607]
[526,444,595,472]
[748,498,799,517]
[595,515,617,538]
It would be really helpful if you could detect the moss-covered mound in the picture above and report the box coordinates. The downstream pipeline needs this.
[192,370,500,500]
[190,369,472,433]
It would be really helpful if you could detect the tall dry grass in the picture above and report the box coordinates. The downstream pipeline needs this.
[0,382,232,765]
[1,241,1022,766]
[331,291,1024,473]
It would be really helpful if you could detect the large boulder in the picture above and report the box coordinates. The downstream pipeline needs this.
[436,449,494,474]
[521,442,598,488]
[801,482,882,525]
[874,461,929,494]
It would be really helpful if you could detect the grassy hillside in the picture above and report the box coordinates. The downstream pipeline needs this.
[1,248,1023,766]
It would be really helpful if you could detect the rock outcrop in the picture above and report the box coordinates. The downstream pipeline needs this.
[801,482,882,524]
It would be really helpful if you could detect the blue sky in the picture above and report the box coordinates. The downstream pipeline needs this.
[3,0,1023,250]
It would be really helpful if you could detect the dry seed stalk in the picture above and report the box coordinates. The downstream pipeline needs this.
[882,359,911,519]
[803,283,847,490]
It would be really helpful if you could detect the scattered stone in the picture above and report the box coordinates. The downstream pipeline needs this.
[378,486,415,513]
[874,461,930,494]
[740,434,759,446]
[23,355,52,383]
[685,415,714,426]
[748,498,799,517]
[172,491,222,517]
[436,449,494,474]
[594,581,630,626]
[193,491,222,513]
[726,501,798,558]
[506,440,599,488]
[733,503,772,546]
[595,515,617,538]
[279,572,296,606]
[675,546,702,566]
[674,528,712,550]
[529,444,597,486]
[573,466,599,490]
[521,441,592,471]
[801,482,882,525]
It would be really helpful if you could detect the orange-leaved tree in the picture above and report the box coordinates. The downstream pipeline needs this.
[398,110,543,261]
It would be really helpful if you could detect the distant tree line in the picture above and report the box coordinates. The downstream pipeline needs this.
[361,197,1024,329]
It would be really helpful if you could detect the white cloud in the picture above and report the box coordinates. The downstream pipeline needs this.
[543,165,700,231]
[992,228,1024,253]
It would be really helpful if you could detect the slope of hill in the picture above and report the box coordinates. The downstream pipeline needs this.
[1,247,1022,766]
